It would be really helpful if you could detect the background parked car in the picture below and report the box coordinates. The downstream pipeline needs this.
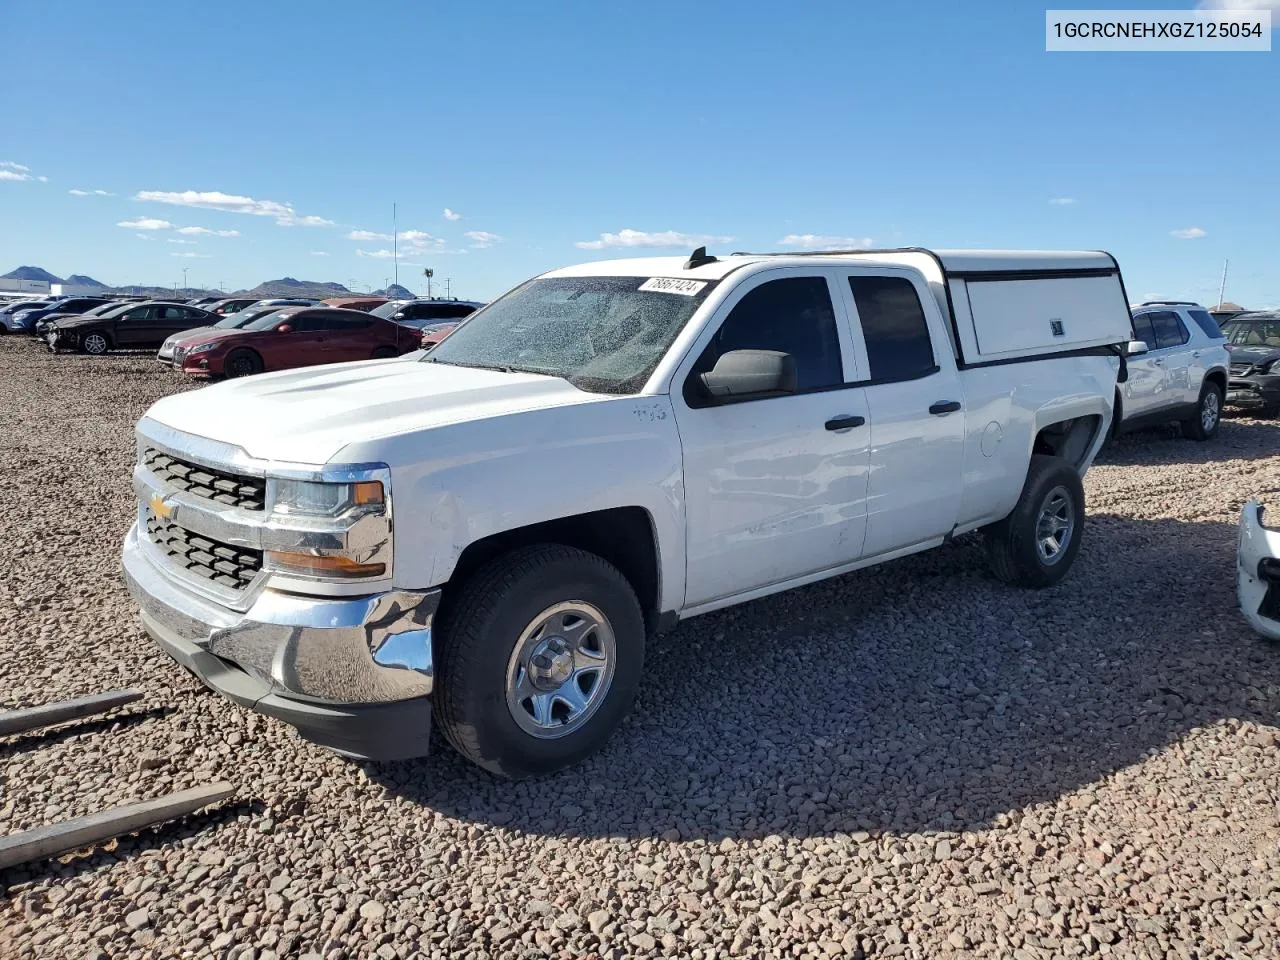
[13,296,112,335]
[0,298,54,333]
[48,300,216,354]
[175,306,417,378]
[159,299,321,364]
[1114,301,1230,440]
[1223,311,1280,416]
[321,296,388,312]
[204,297,260,316]
[420,323,461,349]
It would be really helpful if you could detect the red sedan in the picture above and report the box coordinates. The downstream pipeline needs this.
[175,307,417,378]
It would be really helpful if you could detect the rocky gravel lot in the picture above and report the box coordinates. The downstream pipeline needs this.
[1,335,1279,960]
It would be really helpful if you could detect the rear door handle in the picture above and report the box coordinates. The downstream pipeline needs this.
[824,415,866,431]
[929,400,961,415]
[1153,358,1164,365]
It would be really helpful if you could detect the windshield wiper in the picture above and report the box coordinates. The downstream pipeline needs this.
[422,357,520,374]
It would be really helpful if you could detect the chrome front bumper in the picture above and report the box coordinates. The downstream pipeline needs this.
[123,523,438,759]
[1237,500,1280,642]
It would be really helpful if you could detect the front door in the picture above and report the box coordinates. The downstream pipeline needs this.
[840,271,965,557]
[113,305,160,347]
[674,270,871,608]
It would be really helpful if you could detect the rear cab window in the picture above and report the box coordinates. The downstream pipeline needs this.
[1187,309,1224,340]
[847,275,937,382]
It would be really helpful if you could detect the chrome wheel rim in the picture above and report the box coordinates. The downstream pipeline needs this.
[1202,391,1220,430]
[84,334,107,354]
[505,601,616,739]
[1035,486,1075,565]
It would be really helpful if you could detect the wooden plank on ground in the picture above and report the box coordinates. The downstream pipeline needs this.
[0,783,236,871]
[0,690,144,737]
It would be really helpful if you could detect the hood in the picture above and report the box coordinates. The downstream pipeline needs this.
[1227,344,1280,366]
[164,325,218,345]
[143,358,606,463]
[176,328,266,349]
[52,315,100,329]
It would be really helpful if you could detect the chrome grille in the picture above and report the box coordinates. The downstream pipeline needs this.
[144,510,262,590]
[142,448,265,511]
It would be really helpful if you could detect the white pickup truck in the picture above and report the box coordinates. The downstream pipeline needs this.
[122,247,1133,777]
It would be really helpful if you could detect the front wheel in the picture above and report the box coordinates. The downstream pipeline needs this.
[224,348,263,378]
[80,332,110,355]
[984,454,1085,588]
[434,545,645,778]
[1181,382,1223,440]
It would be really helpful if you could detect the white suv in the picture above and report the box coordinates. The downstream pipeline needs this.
[1114,301,1230,440]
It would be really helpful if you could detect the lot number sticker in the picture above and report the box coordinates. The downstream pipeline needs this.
[638,277,706,296]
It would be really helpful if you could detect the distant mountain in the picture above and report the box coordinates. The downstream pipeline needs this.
[64,274,108,289]
[242,277,354,299]
[2,265,64,283]
[373,284,414,300]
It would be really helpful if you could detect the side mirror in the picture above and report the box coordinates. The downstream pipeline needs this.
[1126,340,1149,356]
[277,324,293,334]
[699,349,797,400]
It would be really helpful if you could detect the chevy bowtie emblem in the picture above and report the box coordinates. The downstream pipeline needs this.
[149,492,175,520]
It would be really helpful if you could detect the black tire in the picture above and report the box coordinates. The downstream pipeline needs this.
[984,454,1085,589]
[434,544,645,778]
[224,348,263,378]
[79,331,111,355]
[1181,381,1223,440]
[371,345,399,360]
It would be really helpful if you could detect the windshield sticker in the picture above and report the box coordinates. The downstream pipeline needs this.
[638,277,707,296]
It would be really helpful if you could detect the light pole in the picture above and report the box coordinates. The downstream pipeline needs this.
[182,267,189,291]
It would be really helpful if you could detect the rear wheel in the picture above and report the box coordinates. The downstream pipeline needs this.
[434,545,645,778]
[371,345,398,360]
[80,332,110,355]
[1181,382,1223,440]
[224,348,262,378]
[984,454,1085,588]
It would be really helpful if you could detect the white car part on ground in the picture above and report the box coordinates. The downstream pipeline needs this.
[1237,499,1280,641]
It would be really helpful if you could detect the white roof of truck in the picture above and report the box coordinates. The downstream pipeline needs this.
[542,248,1118,282]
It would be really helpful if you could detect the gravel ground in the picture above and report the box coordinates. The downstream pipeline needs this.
[1,335,1278,960]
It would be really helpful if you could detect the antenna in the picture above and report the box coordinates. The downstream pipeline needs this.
[393,202,398,289]
[683,246,718,270]
[1216,258,1229,310]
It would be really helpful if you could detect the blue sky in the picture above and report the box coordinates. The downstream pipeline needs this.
[1,0,1276,305]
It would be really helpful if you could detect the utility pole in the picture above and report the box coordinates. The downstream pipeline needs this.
[444,278,451,298]
[182,267,189,291]
[393,202,398,289]
[1216,258,1229,310]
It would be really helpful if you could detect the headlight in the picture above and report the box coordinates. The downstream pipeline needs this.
[1261,359,1280,374]
[265,478,389,580]
[270,478,384,517]
[188,342,218,355]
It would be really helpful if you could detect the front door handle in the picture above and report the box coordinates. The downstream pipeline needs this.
[824,415,866,431]
[929,400,961,415]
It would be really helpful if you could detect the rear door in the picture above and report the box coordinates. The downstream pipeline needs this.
[158,306,208,341]
[1147,310,1195,406]
[838,270,965,557]
[322,314,378,361]
[1122,312,1165,418]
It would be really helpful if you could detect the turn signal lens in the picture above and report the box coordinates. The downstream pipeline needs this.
[353,481,384,506]
[265,551,386,579]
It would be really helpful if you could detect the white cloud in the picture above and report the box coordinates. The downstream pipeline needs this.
[443,208,462,221]
[0,170,31,182]
[177,226,240,237]
[171,252,212,259]
[356,249,401,259]
[465,230,502,248]
[167,238,197,245]
[777,234,873,251]
[1170,227,1207,240]
[1049,197,1077,205]
[400,230,444,249]
[136,189,331,227]
[348,229,392,241]
[1,161,30,172]
[69,188,115,197]
[37,176,48,182]
[118,218,173,230]
[135,234,153,241]
[575,228,735,251]
[310,251,330,257]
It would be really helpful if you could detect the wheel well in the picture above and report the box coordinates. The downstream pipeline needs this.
[1033,415,1103,468]
[447,507,662,634]
[1205,369,1226,395]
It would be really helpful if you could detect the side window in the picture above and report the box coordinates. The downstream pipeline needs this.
[1187,309,1223,340]
[1148,310,1188,349]
[439,304,477,319]
[1131,313,1158,350]
[286,314,326,333]
[328,316,373,331]
[689,276,843,396]
[160,306,190,320]
[124,306,156,321]
[847,275,936,382]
